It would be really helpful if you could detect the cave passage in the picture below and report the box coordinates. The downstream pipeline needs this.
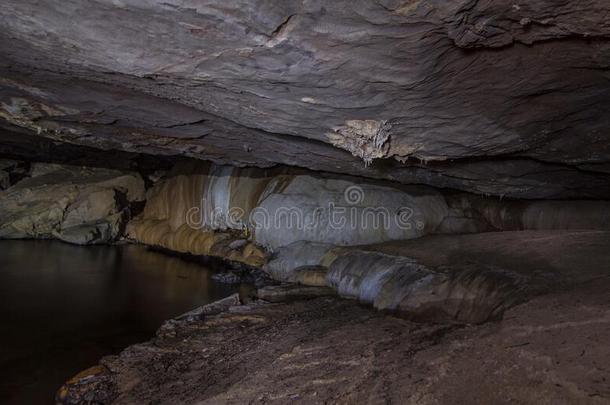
[1,0,610,403]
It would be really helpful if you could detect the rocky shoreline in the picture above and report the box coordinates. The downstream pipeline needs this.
[57,278,610,404]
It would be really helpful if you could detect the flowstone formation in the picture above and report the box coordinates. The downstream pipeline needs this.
[123,160,610,323]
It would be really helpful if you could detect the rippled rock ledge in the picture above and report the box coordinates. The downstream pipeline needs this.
[57,278,610,404]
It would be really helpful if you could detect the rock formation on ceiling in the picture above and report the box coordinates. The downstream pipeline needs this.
[1,0,610,199]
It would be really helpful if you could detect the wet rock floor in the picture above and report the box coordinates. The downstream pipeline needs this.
[58,277,610,404]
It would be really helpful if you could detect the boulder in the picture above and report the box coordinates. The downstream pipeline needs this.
[0,164,145,244]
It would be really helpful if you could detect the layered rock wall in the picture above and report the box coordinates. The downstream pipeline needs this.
[2,156,607,322]
[129,161,610,254]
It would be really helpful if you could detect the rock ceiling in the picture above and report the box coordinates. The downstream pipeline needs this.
[1,0,610,198]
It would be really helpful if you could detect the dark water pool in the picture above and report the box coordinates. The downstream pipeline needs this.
[0,240,247,404]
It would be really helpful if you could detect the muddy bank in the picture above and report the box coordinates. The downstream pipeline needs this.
[58,277,610,404]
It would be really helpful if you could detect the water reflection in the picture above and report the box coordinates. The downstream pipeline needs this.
[0,240,245,404]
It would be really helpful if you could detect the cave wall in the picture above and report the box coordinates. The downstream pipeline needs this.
[121,160,610,324]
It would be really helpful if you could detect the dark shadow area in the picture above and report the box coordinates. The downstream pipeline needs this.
[0,240,248,404]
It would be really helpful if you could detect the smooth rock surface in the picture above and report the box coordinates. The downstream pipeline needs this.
[253,175,448,250]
